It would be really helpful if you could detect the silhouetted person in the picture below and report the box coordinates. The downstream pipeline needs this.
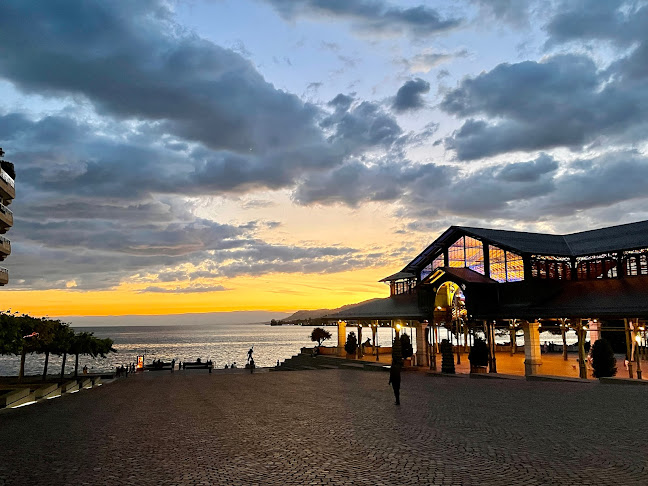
[389,359,402,405]
[249,358,255,373]
[247,347,254,363]
[225,363,229,369]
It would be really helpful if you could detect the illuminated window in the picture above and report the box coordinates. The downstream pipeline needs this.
[420,254,445,281]
[623,250,648,277]
[506,252,524,281]
[576,254,618,279]
[432,254,444,270]
[448,237,465,268]
[465,237,484,275]
[489,246,506,282]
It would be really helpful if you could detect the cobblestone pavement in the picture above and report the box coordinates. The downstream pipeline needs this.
[1,370,647,485]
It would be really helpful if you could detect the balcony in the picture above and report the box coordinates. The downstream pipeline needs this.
[0,267,7,286]
[0,169,15,203]
[0,235,10,261]
[0,203,13,233]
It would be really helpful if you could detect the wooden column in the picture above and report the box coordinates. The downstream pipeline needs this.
[357,324,363,359]
[624,318,634,379]
[576,319,587,379]
[415,321,427,367]
[522,320,542,376]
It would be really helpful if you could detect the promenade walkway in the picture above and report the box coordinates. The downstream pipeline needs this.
[1,370,646,485]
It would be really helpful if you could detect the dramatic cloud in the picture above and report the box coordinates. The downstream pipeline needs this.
[392,78,430,113]
[441,53,648,159]
[261,0,461,37]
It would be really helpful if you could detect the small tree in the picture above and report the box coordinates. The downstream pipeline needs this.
[344,331,357,356]
[310,327,332,347]
[468,337,489,367]
[591,338,617,378]
[400,333,413,359]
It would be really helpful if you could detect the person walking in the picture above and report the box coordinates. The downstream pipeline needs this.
[389,359,402,405]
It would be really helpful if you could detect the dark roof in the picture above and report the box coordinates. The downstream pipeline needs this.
[399,220,648,277]
[326,295,423,320]
[379,271,415,282]
[564,220,648,255]
[440,267,497,284]
[460,227,571,256]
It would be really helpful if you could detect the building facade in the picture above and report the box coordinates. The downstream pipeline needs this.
[0,148,15,285]
[330,221,648,378]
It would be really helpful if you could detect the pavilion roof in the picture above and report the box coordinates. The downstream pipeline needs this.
[399,219,648,276]
[326,295,423,321]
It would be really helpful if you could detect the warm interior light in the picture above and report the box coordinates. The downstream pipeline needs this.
[636,334,642,344]
[395,323,402,331]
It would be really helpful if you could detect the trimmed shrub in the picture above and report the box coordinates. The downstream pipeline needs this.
[591,338,617,378]
[441,339,455,374]
[468,337,489,367]
[400,333,413,359]
[344,331,358,356]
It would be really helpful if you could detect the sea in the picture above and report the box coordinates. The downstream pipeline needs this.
[0,323,400,377]
[0,322,578,377]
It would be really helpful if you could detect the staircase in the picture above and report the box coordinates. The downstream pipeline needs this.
[274,348,389,372]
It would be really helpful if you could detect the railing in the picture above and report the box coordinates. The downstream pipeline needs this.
[0,234,10,249]
[0,267,7,278]
[0,169,14,188]
[0,203,13,217]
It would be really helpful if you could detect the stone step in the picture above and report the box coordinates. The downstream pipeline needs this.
[61,380,79,393]
[0,388,30,408]
[34,384,61,399]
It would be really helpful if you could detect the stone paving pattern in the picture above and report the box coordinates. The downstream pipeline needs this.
[1,369,647,485]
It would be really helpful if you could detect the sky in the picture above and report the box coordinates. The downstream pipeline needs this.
[1,0,648,319]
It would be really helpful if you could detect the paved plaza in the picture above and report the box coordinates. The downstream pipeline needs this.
[1,369,647,485]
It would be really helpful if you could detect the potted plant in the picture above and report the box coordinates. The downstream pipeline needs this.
[344,331,358,359]
[400,333,414,367]
[468,337,489,373]
[440,339,455,374]
[590,338,617,378]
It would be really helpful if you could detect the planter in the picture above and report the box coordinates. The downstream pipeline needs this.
[470,365,488,374]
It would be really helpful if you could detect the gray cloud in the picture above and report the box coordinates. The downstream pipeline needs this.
[469,0,535,28]
[545,0,644,47]
[138,284,228,294]
[441,53,648,159]
[262,0,462,37]
[0,0,330,159]
[392,78,431,113]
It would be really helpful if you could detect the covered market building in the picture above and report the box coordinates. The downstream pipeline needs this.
[328,220,648,379]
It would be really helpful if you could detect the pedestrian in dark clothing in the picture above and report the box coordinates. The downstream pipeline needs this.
[389,359,402,405]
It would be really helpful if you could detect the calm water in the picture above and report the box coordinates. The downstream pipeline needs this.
[0,321,577,377]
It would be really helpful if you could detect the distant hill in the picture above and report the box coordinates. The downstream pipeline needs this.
[280,298,381,324]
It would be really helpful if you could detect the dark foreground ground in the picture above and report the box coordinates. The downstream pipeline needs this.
[1,370,646,486]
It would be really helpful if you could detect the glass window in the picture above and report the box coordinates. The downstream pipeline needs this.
[465,237,484,275]
[506,252,524,282]
[489,246,506,282]
[432,254,444,270]
[420,264,433,281]
[448,237,465,268]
